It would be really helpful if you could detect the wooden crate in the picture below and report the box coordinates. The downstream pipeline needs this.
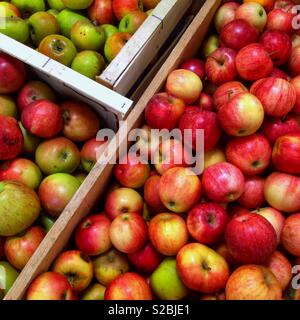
[4,0,221,300]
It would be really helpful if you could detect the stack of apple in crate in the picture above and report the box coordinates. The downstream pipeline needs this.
[0,0,159,80]
[0,52,107,299]
[22,0,300,301]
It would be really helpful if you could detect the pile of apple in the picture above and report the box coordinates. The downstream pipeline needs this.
[0,0,159,80]
[0,52,106,299]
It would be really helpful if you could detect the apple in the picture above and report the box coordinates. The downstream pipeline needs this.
[35,137,80,175]
[80,138,107,173]
[104,187,143,220]
[81,283,106,300]
[112,0,143,21]
[250,77,296,117]
[198,93,213,111]
[225,265,282,300]
[180,58,205,80]
[38,173,81,217]
[104,32,132,62]
[26,271,73,300]
[52,250,93,292]
[105,272,152,300]
[88,0,115,25]
[0,2,21,18]
[11,0,45,15]
[236,43,273,81]
[218,93,264,136]
[238,176,265,210]
[57,8,88,38]
[62,0,93,10]
[0,16,30,43]
[17,80,56,113]
[214,2,239,33]
[159,167,201,213]
[144,92,185,130]
[179,109,221,152]
[18,122,41,155]
[290,76,300,114]
[28,11,60,46]
[75,214,111,256]
[205,48,237,86]
[281,213,300,256]
[0,94,18,118]
[4,226,45,270]
[201,34,220,58]
[0,115,23,160]
[149,213,188,256]
[150,257,188,300]
[21,99,63,139]
[128,243,163,274]
[0,158,42,189]
[202,162,245,203]
[73,172,87,184]
[220,19,259,51]
[225,212,277,264]
[166,69,203,105]
[265,251,292,290]
[176,243,230,293]
[144,175,166,214]
[225,134,272,175]
[39,213,56,232]
[289,45,300,77]
[142,0,160,10]
[274,0,295,11]
[61,100,100,142]
[0,261,19,296]
[260,30,292,65]
[235,2,267,32]
[119,10,147,34]
[204,147,226,169]
[214,241,237,267]
[0,53,26,94]
[93,248,129,285]
[266,8,294,34]
[269,67,290,80]
[187,203,229,245]
[47,0,66,11]
[200,293,226,300]
[134,125,160,161]
[260,115,300,144]
[292,34,300,48]
[253,207,285,245]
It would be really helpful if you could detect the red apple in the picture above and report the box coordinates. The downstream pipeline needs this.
[272,133,300,174]
[26,272,74,300]
[176,243,230,293]
[4,226,46,270]
[88,0,115,25]
[220,19,259,51]
[290,76,300,114]
[144,175,166,214]
[260,115,300,144]
[264,172,300,213]
[214,2,240,33]
[144,92,185,130]
[274,0,296,11]
[225,212,277,264]
[205,48,237,85]
[228,205,250,218]
[260,30,292,65]
[225,134,272,175]
[202,162,245,203]
[149,213,188,256]
[112,0,143,20]
[266,8,294,33]
[180,58,205,80]
[281,213,300,256]
[104,187,143,220]
[75,214,112,256]
[225,265,282,300]
[198,93,214,111]
[288,45,300,77]
[21,99,63,138]
[250,77,296,117]
[269,67,290,80]
[238,176,265,210]
[159,167,201,213]
[187,203,229,245]
[218,93,264,136]
[214,241,237,266]
[0,53,26,94]
[109,212,148,254]
[236,43,273,81]
[166,69,203,105]
[213,81,248,111]
[104,272,152,300]
[179,109,221,152]
[128,243,163,274]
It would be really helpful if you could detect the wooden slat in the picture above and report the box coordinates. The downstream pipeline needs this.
[4,0,221,300]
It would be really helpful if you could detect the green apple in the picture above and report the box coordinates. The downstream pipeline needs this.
[71,50,105,79]
[0,2,21,18]
[19,122,42,155]
[39,213,56,232]
[101,24,118,42]
[0,17,29,43]
[62,0,93,10]
[0,261,19,296]
[11,0,46,17]
[28,11,60,46]
[57,8,88,38]
[150,257,189,300]
[104,32,131,63]
[73,172,87,184]
[201,34,219,58]
[119,10,147,35]
[0,95,18,118]
[47,9,59,18]
[82,283,106,300]
[71,20,105,51]
[47,0,66,11]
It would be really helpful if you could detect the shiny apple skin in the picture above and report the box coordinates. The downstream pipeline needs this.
[238,176,265,210]
[281,213,300,257]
